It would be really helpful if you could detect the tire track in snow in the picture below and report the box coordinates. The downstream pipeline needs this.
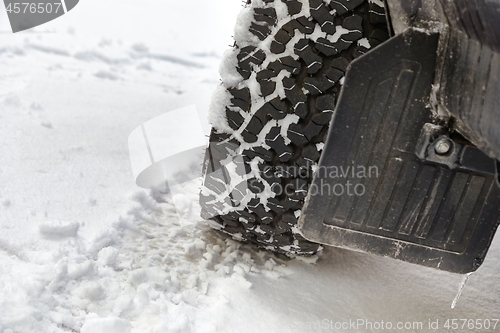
[16,188,299,332]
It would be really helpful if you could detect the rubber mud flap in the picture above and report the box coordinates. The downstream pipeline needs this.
[298,28,500,274]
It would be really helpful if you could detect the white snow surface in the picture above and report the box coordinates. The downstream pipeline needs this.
[0,1,499,333]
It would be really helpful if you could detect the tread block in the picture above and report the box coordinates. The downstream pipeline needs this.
[247,197,261,209]
[329,0,364,15]
[294,102,308,118]
[268,56,301,75]
[284,79,308,107]
[303,144,320,161]
[230,86,250,100]
[237,46,266,67]
[282,196,300,210]
[309,0,323,10]
[294,38,309,53]
[283,0,303,16]
[314,94,336,111]
[254,146,274,161]
[342,14,363,31]
[265,126,293,162]
[241,129,258,143]
[259,79,277,97]
[274,233,293,244]
[206,132,235,168]
[369,2,386,24]
[229,86,251,102]
[204,171,228,194]
[258,224,279,235]
[223,224,245,235]
[254,7,278,26]
[256,69,277,80]
[280,56,302,73]
[334,38,352,52]
[304,76,336,95]
[294,156,311,170]
[342,31,363,42]
[245,116,265,135]
[221,216,240,227]
[275,28,293,44]
[231,180,250,203]
[267,198,287,213]
[311,3,334,26]
[237,210,258,223]
[312,110,334,125]
[270,41,286,54]
[234,157,252,175]
[369,29,390,47]
[237,68,251,80]
[294,16,316,34]
[321,21,336,35]
[243,148,268,162]
[248,204,274,223]
[315,37,339,56]
[289,178,309,199]
[281,212,297,226]
[237,47,266,77]
[331,57,349,72]
[353,47,368,58]
[269,179,285,194]
[229,87,251,112]
[294,39,323,74]
[287,124,309,145]
[325,67,344,82]
[248,178,266,194]
[227,109,245,130]
[307,60,323,74]
[255,98,288,121]
[283,78,308,118]
[282,76,295,90]
[283,77,308,118]
[303,121,324,140]
[250,22,272,41]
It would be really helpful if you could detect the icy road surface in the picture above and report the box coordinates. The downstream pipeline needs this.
[0,1,499,332]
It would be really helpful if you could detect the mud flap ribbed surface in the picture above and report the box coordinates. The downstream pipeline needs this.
[299,29,500,274]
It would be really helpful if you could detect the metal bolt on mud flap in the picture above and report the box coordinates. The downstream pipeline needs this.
[434,138,452,155]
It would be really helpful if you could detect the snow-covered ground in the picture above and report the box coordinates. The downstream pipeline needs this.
[0,1,499,332]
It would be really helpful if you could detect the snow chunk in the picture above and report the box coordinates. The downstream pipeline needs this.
[131,42,149,53]
[80,317,131,333]
[368,0,385,7]
[97,246,119,267]
[311,163,318,174]
[357,37,371,49]
[41,121,53,129]
[233,6,257,46]
[280,114,300,145]
[326,25,350,44]
[208,85,233,133]
[38,220,80,238]
[94,70,119,81]
[75,281,105,301]
[295,253,321,264]
[219,48,242,88]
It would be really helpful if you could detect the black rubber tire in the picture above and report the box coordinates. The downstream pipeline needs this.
[200,0,389,255]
